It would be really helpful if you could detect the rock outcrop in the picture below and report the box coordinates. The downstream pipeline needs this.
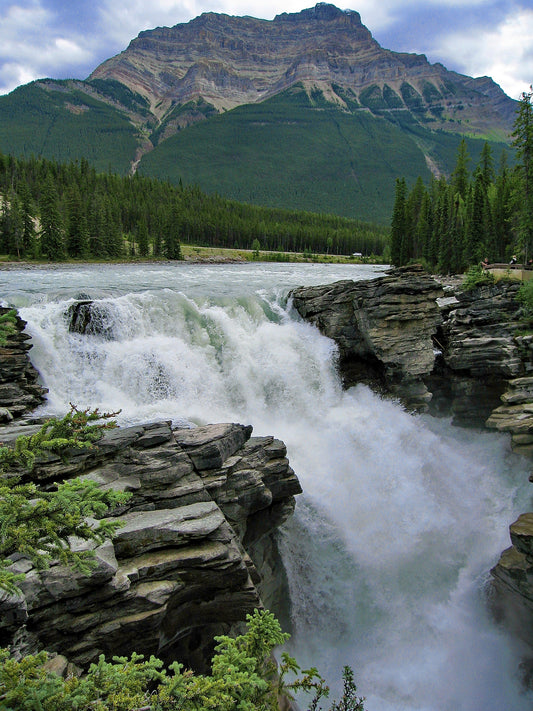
[0,308,47,422]
[291,264,444,409]
[0,419,301,671]
[490,513,533,671]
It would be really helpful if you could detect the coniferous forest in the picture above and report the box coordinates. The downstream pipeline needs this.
[390,89,533,272]
[0,152,388,262]
[1,89,530,270]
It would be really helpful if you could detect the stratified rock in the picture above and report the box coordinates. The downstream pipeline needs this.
[89,3,515,139]
[0,308,47,419]
[491,513,533,668]
[0,420,301,672]
[291,265,443,410]
[486,377,533,456]
[439,281,523,377]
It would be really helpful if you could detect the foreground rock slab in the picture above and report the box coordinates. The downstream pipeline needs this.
[0,420,301,671]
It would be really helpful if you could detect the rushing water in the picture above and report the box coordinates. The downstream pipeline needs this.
[1,262,532,710]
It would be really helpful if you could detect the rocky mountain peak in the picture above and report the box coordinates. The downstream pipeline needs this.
[89,2,513,138]
[275,3,363,25]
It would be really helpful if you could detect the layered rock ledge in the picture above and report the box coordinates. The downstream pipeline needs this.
[0,419,301,671]
[290,264,444,410]
[0,307,47,421]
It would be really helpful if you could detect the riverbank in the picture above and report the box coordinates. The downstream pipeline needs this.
[0,244,385,268]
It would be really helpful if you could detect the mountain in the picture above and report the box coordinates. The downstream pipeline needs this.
[0,4,517,223]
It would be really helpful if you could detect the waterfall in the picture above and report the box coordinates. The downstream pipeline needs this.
[2,263,531,710]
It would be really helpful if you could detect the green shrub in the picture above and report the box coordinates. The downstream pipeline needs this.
[517,279,533,317]
[0,406,128,594]
[0,309,18,346]
[462,264,495,290]
[0,610,366,710]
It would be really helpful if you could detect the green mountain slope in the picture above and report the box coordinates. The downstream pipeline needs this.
[0,80,140,174]
[138,86,510,223]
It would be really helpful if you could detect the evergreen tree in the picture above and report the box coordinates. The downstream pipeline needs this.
[492,151,513,261]
[478,142,495,187]
[66,185,89,258]
[464,172,486,265]
[390,177,407,266]
[511,87,533,261]
[18,180,36,258]
[137,217,150,257]
[164,200,183,260]
[87,194,106,258]
[39,175,65,260]
[451,139,471,200]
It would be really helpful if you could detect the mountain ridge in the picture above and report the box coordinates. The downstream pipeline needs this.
[0,3,518,223]
[88,2,515,135]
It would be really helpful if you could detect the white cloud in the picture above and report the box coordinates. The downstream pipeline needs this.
[1,0,531,100]
[97,0,201,46]
[353,0,494,33]
[431,7,533,99]
[0,1,96,92]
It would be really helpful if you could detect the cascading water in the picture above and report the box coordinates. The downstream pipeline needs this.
[1,263,532,710]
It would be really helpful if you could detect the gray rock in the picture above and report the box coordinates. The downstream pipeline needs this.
[291,265,443,410]
[0,419,300,671]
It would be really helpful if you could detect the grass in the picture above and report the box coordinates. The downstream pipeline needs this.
[0,245,386,266]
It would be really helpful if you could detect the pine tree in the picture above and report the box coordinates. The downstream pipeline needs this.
[390,177,407,266]
[451,139,471,200]
[511,87,533,261]
[66,185,89,258]
[137,217,150,257]
[164,200,183,260]
[18,180,36,258]
[478,142,495,187]
[39,175,65,260]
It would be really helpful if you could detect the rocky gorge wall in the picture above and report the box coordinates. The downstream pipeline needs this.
[0,311,301,673]
[3,270,533,681]
[291,264,533,668]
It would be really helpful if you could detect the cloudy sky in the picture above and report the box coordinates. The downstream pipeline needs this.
[0,0,531,100]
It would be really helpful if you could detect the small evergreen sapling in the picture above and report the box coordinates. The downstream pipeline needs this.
[0,406,128,594]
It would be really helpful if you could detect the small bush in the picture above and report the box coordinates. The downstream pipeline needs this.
[462,264,495,291]
[517,279,533,317]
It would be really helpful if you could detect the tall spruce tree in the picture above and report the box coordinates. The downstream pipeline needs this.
[451,139,471,200]
[66,185,89,258]
[390,177,407,266]
[39,175,65,260]
[512,87,533,261]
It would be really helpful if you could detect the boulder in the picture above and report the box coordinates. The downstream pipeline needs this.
[67,300,116,339]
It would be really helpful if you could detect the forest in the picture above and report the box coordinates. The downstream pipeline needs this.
[0,151,388,262]
[390,88,533,272]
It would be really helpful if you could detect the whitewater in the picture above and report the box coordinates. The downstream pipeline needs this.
[1,262,532,711]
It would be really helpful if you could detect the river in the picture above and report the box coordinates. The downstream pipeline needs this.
[1,262,532,710]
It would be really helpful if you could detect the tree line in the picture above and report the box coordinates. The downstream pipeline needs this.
[0,152,388,261]
[390,88,533,272]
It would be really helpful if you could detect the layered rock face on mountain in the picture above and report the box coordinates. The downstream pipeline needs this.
[89,3,515,134]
